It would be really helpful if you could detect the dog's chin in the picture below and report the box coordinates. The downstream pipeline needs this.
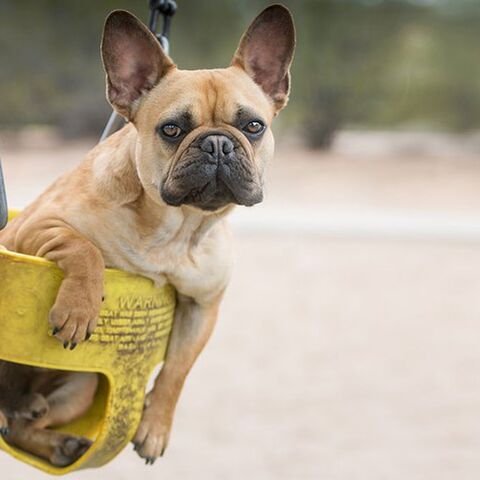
[161,179,263,212]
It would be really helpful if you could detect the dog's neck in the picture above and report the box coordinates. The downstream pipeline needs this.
[91,124,232,248]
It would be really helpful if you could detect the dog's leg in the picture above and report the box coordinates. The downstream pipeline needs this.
[133,294,222,463]
[32,371,98,429]
[13,221,105,347]
[7,420,92,467]
[6,372,98,467]
[0,361,39,429]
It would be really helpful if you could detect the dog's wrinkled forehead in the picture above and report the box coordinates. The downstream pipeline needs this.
[136,68,274,133]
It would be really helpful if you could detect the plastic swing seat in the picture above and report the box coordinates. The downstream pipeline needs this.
[0,211,176,475]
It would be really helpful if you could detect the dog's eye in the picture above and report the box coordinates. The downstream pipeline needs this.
[243,120,265,136]
[160,124,183,139]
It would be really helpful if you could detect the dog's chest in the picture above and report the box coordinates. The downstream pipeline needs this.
[80,209,232,304]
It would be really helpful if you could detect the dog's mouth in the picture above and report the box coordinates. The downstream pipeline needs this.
[173,179,236,211]
[160,132,263,211]
[162,169,262,212]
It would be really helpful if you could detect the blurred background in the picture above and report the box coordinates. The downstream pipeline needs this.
[3,0,480,141]
[2,0,480,479]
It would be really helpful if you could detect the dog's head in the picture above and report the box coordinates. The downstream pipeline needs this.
[101,5,295,212]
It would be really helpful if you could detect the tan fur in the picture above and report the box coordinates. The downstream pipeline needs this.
[0,5,295,464]
[7,371,97,466]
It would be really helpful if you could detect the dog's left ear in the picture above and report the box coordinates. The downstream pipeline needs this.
[231,4,296,113]
[101,10,175,120]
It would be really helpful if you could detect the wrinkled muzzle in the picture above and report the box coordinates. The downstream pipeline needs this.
[161,131,263,211]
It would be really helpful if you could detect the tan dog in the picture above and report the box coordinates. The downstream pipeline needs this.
[0,4,295,466]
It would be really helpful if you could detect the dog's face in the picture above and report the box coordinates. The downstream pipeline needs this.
[101,6,295,213]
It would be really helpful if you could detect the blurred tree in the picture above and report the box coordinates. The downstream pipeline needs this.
[1,0,480,149]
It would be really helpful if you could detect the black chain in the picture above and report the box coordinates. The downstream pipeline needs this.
[149,0,177,42]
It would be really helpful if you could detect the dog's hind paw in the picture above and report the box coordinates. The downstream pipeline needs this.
[49,435,92,467]
[132,402,170,464]
[16,393,49,421]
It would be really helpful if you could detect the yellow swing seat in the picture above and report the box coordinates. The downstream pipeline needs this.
[0,212,176,475]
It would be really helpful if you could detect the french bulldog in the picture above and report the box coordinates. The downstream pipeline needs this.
[0,4,295,466]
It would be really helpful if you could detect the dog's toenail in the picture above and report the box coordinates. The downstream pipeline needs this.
[85,332,92,341]
[52,327,60,335]
[102,295,105,302]
[70,342,77,350]
[63,341,69,349]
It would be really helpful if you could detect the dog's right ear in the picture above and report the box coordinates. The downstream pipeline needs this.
[101,10,175,120]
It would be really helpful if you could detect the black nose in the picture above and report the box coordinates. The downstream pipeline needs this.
[200,135,234,159]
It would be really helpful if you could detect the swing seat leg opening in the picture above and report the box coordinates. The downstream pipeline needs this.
[0,230,176,474]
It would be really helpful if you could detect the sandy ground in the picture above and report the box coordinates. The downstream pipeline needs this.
[1,132,480,479]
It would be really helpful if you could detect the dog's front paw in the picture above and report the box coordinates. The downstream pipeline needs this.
[133,400,171,465]
[49,280,103,349]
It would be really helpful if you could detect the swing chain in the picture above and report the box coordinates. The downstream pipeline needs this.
[149,0,177,51]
